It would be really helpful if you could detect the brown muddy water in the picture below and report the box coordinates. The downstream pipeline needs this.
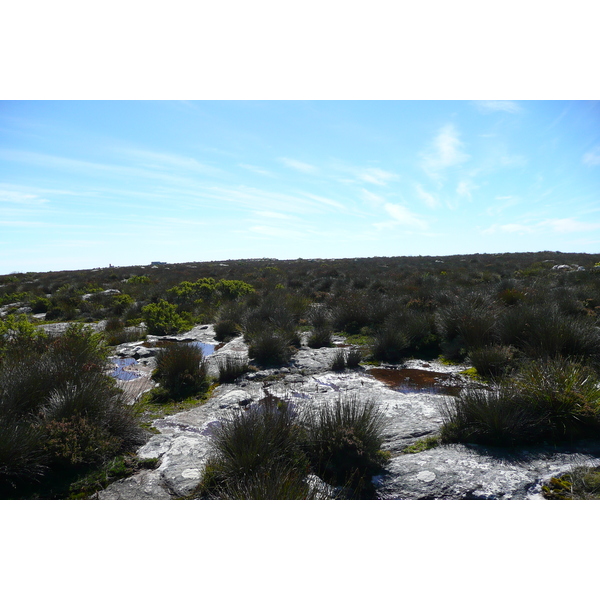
[369,367,462,396]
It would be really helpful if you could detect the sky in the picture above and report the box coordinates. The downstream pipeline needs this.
[1,100,599,273]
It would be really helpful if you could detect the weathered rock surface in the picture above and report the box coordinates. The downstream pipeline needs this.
[97,326,600,500]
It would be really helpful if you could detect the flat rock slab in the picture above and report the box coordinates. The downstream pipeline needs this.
[377,444,600,500]
[99,332,600,500]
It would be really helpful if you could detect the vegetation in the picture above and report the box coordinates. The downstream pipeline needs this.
[152,343,209,399]
[440,359,600,447]
[194,394,388,499]
[3,251,600,497]
[0,324,145,498]
[542,465,600,500]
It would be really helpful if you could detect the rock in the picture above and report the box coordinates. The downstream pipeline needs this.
[99,327,600,500]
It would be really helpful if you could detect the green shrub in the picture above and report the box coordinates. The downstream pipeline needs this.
[248,330,294,368]
[142,300,191,335]
[440,359,600,446]
[0,325,144,494]
[346,347,362,369]
[372,326,409,363]
[542,465,600,500]
[468,345,514,379]
[302,396,387,496]
[196,400,309,499]
[214,319,241,342]
[153,343,209,398]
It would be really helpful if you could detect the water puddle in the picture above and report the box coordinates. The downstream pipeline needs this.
[110,357,141,381]
[370,368,461,396]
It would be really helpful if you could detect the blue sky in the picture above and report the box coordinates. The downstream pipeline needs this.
[1,100,599,274]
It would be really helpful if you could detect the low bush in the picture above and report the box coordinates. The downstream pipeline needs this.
[346,347,362,369]
[0,324,144,496]
[142,300,191,335]
[196,400,309,499]
[217,354,249,383]
[468,345,514,379]
[247,329,294,368]
[441,359,600,446]
[152,343,209,398]
[302,396,387,497]
[214,319,241,342]
[372,326,408,363]
[330,348,346,372]
[307,327,333,348]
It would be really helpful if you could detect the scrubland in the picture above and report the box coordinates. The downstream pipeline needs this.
[2,251,600,499]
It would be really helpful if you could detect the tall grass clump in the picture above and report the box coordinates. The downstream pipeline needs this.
[441,358,600,447]
[217,354,249,384]
[152,343,209,398]
[302,396,388,497]
[196,400,311,499]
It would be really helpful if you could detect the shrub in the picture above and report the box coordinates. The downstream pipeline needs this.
[542,465,600,500]
[0,325,144,494]
[372,326,409,363]
[217,355,249,383]
[302,396,388,496]
[196,400,309,499]
[214,319,241,342]
[440,359,600,446]
[142,300,190,335]
[330,348,346,372]
[346,347,362,369]
[307,327,333,348]
[440,386,538,447]
[248,330,294,368]
[153,343,209,398]
[468,345,514,379]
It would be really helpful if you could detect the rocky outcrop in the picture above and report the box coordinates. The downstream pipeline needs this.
[99,327,600,500]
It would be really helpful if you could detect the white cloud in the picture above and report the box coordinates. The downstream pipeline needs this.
[278,157,318,173]
[583,146,600,166]
[0,189,49,205]
[382,203,427,230]
[420,124,469,180]
[253,210,296,220]
[357,167,398,186]
[456,180,478,201]
[239,163,275,176]
[361,188,386,207]
[415,183,439,209]
[542,218,600,233]
[474,101,522,114]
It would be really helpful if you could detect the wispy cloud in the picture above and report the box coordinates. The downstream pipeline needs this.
[415,183,440,209]
[356,167,398,186]
[0,189,49,205]
[484,217,600,236]
[278,157,318,173]
[456,180,478,201]
[583,146,600,166]
[420,124,469,180]
[361,189,386,207]
[239,163,275,177]
[474,101,522,114]
[120,148,223,176]
[381,203,427,230]
[486,195,520,216]
[542,218,600,233]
